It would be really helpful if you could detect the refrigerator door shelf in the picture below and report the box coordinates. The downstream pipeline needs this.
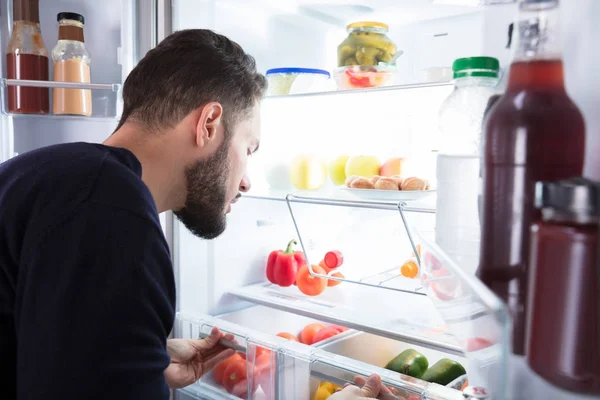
[0,79,123,121]
[415,231,510,399]
[229,282,462,357]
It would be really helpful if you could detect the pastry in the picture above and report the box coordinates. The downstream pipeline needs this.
[345,175,359,187]
[375,177,400,190]
[370,175,381,185]
[401,177,428,191]
[350,177,375,189]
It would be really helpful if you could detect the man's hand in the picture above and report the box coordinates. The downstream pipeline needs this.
[164,327,236,389]
[329,374,392,399]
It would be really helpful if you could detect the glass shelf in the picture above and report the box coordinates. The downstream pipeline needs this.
[0,78,122,120]
[263,81,453,100]
[229,282,463,357]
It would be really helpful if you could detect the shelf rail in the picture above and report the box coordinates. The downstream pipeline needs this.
[1,78,121,91]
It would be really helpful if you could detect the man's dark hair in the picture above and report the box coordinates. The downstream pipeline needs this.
[116,29,267,133]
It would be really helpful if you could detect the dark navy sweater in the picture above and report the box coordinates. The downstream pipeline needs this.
[0,142,175,399]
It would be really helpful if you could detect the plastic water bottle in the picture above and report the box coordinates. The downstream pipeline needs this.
[435,57,499,274]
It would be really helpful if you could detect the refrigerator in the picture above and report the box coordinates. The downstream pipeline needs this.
[1,0,599,399]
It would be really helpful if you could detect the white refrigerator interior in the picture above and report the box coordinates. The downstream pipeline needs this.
[1,0,599,399]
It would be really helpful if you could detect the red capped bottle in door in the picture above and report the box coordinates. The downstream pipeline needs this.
[477,0,586,355]
[6,0,50,114]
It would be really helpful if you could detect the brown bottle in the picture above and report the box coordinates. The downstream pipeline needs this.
[477,0,586,355]
[6,0,49,114]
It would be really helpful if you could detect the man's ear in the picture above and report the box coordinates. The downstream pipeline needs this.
[195,102,224,148]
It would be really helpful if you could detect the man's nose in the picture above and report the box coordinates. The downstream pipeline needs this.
[239,174,251,193]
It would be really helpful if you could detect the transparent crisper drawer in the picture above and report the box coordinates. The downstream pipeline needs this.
[177,312,313,400]
[216,305,354,346]
[315,331,468,391]
[176,313,466,400]
[309,348,465,400]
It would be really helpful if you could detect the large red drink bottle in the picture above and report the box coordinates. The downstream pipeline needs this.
[477,0,586,355]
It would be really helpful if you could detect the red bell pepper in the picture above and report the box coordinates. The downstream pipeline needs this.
[266,239,305,287]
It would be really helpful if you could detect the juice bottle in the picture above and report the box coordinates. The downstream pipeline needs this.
[477,0,586,355]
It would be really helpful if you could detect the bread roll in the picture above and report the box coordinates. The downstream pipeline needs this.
[390,175,404,188]
[401,177,428,191]
[375,177,400,190]
[350,177,375,189]
[370,175,381,185]
[345,175,359,187]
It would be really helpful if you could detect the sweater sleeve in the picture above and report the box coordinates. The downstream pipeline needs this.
[15,201,175,400]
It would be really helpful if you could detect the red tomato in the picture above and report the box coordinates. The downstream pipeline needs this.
[327,271,344,287]
[319,260,332,274]
[300,323,325,345]
[312,326,340,344]
[255,352,274,399]
[276,332,299,341]
[324,250,343,269]
[223,359,247,394]
[213,353,242,386]
[296,264,327,296]
[465,337,493,352]
[329,325,348,333]
[252,346,271,360]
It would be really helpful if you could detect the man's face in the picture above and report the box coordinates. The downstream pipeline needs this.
[174,104,261,239]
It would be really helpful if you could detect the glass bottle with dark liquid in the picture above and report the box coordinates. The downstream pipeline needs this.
[6,0,49,114]
[477,0,586,355]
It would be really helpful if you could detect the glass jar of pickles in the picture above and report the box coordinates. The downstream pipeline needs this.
[337,21,397,67]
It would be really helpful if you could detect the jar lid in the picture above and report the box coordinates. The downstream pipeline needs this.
[535,177,600,224]
[57,12,84,24]
[346,21,389,31]
[265,68,330,78]
[452,57,499,78]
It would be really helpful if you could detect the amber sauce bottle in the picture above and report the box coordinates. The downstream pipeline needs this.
[6,0,49,114]
[477,0,586,355]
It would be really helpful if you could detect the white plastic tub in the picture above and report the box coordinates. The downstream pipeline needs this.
[265,67,331,95]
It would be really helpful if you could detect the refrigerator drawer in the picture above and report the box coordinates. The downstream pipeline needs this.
[175,313,465,400]
[315,331,468,390]
[176,312,313,400]
[215,305,354,347]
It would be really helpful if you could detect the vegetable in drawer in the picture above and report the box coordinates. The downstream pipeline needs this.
[420,358,467,386]
[384,349,429,379]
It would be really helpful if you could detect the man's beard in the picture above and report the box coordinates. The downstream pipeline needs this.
[174,138,230,240]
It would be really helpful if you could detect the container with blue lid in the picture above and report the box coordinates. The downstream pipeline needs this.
[265,67,331,95]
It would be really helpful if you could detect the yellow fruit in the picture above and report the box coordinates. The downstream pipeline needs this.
[345,155,381,178]
[289,155,328,190]
[329,155,350,186]
[313,386,333,400]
